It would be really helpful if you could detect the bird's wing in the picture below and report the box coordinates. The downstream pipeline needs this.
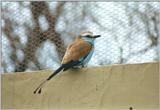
[61,38,92,64]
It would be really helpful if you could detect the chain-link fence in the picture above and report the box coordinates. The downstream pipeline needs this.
[1,1,160,73]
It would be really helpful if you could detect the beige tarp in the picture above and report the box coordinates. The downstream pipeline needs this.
[2,62,159,109]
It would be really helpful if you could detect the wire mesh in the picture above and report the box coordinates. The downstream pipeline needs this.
[1,1,160,73]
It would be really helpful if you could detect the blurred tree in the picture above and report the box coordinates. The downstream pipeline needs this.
[125,3,160,61]
[2,1,66,72]
[1,2,160,73]
[21,1,66,71]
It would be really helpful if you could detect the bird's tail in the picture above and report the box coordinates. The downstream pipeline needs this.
[47,65,64,80]
[34,60,80,94]
[46,60,80,80]
[34,65,64,94]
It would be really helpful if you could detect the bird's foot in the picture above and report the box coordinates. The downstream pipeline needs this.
[72,66,81,69]
[82,65,87,68]
[72,65,87,69]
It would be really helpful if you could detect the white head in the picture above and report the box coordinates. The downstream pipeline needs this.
[79,31,101,44]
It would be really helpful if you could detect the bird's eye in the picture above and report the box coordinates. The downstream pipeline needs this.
[81,35,92,38]
[85,35,91,38]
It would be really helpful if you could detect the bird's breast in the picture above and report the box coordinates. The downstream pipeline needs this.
[79,46,94,66]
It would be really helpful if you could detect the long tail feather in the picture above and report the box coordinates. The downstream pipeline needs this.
[47,65,64,80]
[34,60,80,94]
[34,65,64,94]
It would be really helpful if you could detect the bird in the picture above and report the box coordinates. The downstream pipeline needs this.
[34,31,101,94]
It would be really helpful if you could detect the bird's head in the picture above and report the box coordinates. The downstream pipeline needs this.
[80,31,101,39]
[79,31,101,43]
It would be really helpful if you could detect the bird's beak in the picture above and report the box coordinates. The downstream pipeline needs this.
[93,35,101,38]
